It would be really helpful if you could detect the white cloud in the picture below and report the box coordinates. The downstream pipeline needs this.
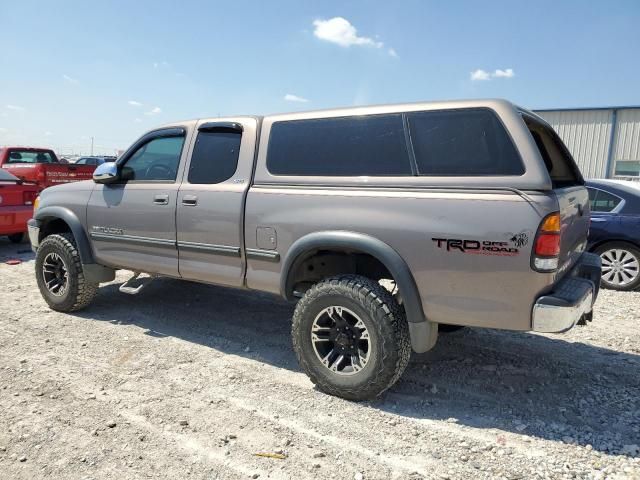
[313,17,383,48]
[63,74,78,84]
[471,68,515,81]
[388,47,398,58]
[128,100,143,107]
[470,69,491,81]
[284,94,309,103]
[134,118,142,123]
[6,104,25,111]
[153,61,170,69]
[493,68,515,78]
[44,131,52,136]
[144,106,162,115]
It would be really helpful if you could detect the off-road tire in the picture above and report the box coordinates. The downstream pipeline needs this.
[35,233,98,312]
[594,242,640,291]
[292,275,411,401]
[8,233,24,243]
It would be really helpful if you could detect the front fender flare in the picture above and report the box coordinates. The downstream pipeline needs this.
[281,231,437,353]
[35,206,95,265]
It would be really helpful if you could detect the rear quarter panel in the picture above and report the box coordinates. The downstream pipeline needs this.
[245,187,558,330]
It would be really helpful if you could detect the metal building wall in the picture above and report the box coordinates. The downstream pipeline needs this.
[611,109,640,177]
[535,109,613,179]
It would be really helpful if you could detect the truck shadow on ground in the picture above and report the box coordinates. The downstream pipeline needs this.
[75,277,640,457]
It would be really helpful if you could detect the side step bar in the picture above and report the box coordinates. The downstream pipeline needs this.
[119,272,155,295]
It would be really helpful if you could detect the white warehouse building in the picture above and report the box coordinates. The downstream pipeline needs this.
[534,106,640,180]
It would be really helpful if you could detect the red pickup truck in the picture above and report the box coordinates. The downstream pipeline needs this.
[0,147,95,191]
[0,169,38,242]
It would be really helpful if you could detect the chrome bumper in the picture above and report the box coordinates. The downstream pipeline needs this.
[27,219,40,251]
[532,252,601,333]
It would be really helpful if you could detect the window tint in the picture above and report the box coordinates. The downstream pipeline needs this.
[267,114,412,176]
[524,116,583,188]
[407,109,524,176]
[188,130,241,184]
[589,188,622,213]
[121,135,184,181]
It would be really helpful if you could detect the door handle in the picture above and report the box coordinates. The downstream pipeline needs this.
[153,194,169,205]
[590,217,607,222]
[182,195,198,206]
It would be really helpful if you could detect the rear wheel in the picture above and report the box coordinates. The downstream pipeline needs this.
[35,233,98,311]
[292,275,411,401]
[8,233,24,243]
[595,242,640,291]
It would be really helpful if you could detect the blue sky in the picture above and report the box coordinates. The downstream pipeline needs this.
[1,0,638,155]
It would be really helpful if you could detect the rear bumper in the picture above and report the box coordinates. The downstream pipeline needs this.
[532,252,601,333]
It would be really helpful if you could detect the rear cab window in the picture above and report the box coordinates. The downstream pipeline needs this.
[6,150,58,164]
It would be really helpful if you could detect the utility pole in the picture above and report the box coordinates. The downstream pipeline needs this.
[90,136,94,156]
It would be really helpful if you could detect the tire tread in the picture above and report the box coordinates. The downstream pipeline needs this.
[292,274,411,401]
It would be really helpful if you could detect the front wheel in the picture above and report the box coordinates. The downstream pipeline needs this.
[595,242,640,291]
[292,275,411,401]
[35,233,98,311]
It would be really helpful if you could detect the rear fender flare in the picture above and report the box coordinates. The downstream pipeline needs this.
[280,231,437,353]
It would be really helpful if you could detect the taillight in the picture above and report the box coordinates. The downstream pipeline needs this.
[23,190,38,206]
[532,212,561,272]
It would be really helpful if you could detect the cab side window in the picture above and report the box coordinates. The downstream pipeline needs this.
[188,130,242,184]
[121,135,185,181]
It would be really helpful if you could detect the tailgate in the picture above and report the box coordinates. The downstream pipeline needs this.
[555,186,590,276]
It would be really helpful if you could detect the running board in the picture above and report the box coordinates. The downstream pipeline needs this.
[119,272,154,295]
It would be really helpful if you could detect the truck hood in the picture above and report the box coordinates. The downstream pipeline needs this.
[41,179,96,194]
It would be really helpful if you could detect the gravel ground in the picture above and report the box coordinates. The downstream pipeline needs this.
[0,238,639,480]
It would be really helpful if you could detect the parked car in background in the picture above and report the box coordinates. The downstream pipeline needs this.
[75,156,117,166]
[586,179,640,291]
[0,169,38,242]
[0,147,96,191]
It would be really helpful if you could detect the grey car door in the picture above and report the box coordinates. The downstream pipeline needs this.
[87,127,190,276]
[176,118,257,287]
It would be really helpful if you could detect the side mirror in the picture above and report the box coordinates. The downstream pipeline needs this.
[93,162,119,184]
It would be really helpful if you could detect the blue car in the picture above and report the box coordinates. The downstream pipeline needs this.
[586,179,640,291]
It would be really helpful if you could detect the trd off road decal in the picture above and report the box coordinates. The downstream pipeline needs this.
[432,230,531,256]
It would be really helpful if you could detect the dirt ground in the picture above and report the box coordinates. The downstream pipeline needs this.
[0,238,639,480]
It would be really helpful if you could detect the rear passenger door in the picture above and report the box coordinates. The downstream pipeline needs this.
[587,186,623,245]
[176,118,257,287]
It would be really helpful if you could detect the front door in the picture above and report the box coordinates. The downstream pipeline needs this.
[176,118,256,287]
[87,128,190,276]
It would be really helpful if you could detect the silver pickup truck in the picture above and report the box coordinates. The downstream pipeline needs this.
[28,99,601,400]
